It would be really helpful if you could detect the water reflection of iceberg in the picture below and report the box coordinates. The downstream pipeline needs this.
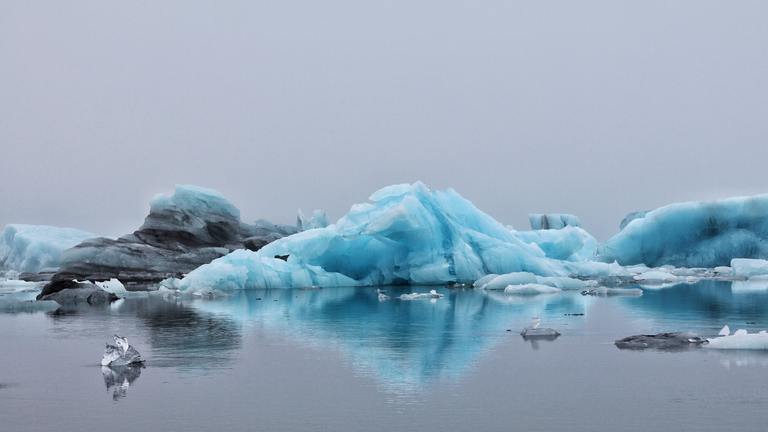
[618,280,768,332]
[102,365,142,401]
[190,287,591,393]
[46,298,242,373]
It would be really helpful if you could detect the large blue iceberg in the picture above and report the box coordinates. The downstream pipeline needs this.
[0,224,96,273]
[179,183,620,292]
[598,194,768,267]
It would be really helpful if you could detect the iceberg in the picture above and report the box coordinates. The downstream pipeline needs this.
[598,194,768,268]
[730,258,768,279]
[0,224,96,273]
[297,209,329,231]
[39,185,296,300]
[475,272,589,291]
[101,335,144,366]
[528,213,581,230]
[180,182,578,292]
[513,226,597,261]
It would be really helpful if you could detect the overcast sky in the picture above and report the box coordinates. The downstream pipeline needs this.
[1,1,767,240]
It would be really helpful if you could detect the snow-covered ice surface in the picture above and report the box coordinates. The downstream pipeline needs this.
[598,194,768,268]
[0,224,96,272]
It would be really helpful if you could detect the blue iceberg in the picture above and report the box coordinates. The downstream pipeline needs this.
[180,182,584,291]
[0,224,96,273]
[513,226,597,261]
[598,194,768,267]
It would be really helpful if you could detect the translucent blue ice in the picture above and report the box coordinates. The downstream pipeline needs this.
[513,226,597,261]
[598,194,768,267]
[180,182,581,291]
[0,224,96,272]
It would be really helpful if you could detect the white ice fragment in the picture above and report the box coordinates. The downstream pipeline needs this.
[719,325,731,336]
[633,270,678,283]
[95,278,127,297]
[399,289,444,301]
[731,258,768,279]
[707,327,768,350]
[503,284,561,295]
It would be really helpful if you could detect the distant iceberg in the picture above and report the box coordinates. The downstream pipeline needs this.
[598,194,768,268]
[528,213,581,230]
[0,224,96,273]
[513,226,597,261]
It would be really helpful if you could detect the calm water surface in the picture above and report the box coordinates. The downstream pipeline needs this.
[2,281,768,431]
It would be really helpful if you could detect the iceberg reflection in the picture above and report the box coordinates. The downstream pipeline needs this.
[189,287,591,393]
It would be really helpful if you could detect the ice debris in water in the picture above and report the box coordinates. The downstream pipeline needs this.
[706,325,768,350]
[95,278,127,297]
[598,194,768,268]
[101,335,144,366]
[520,317,560,339]
[504,284,561,295]
[377,288,390,301]
[614,332,707,350]
[632,270,678,283]
[179,182,596,292]
[475,272,590,291]
[399,289,444,301]
[0,224,96,273]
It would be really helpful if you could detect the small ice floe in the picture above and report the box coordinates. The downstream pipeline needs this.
[705,325,768,350]
[95,278,127,297]
[377,288,390,301]
[633,270,678,283]
[399,289,443,300]
[580,287,643,297]
[731,258,768,279]
[101,335,144,366]
[520,317,560,339]
[614,332,707,350]
[504,284,561,295]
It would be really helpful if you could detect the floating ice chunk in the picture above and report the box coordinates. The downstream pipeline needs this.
[707,327,768,350]
[101,335,144,366]
[95,278,127,297]
[520,317,560,338]
[528,214,581,230]
[473,274,499,288]
[731,258,768,279]
[0,224,96,273]
[599,194,768,268]
[504,284,561,295]
[615,332,706,350]
[633,270,678,283]
[377,288,390,301]
[399,289,444,300]
[714,266,733,275]
[580,287,643,297]
[513,226,597,261]
[479,272,539,290]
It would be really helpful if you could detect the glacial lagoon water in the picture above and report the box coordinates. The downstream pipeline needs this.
[2,282,768,431]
